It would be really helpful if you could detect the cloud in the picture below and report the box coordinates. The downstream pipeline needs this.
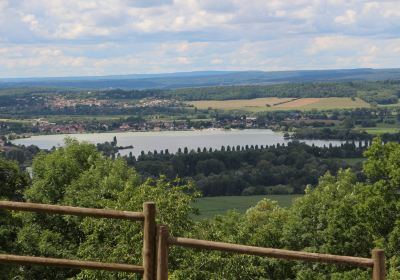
[335,9,357,25]
[0,0,399,77]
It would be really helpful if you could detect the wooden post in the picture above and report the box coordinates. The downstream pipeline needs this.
[157,225,169,280]
[143,202,156,280]
[372,249,385,280]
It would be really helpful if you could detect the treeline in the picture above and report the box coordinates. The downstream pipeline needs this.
[0,145,41,166]
[125,141,366,196]
[94,80,399,104]
[168,83,359,100]
[293,128,400,143]
[292,128,372,140]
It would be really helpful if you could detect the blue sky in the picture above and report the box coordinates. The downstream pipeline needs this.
[0,0,399,77]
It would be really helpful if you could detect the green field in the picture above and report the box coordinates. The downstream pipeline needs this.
[0,118,33,124]
[362,127,399,135]
[45,115,127,122]
[299,97,370,110]
[378,101,400,108]
[193,195,302,219]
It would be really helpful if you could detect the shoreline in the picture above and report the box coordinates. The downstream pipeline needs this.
[9,127,282,140]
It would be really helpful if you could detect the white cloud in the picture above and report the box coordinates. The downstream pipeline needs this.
[0,0,399,77]
[335,9,357,25]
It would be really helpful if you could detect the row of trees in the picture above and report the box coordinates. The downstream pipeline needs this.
[1,138,400,278]
[292,128,373,141]
[293,129,400,143]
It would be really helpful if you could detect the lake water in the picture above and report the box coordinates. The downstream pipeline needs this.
[12,129,349,157]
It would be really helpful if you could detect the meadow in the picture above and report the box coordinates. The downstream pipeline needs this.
[189,97,370,111]
[0,118,32,124]
[193,194,302,219]
[361,126,400,135]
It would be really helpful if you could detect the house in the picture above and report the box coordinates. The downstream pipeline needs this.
[119,124,131,131]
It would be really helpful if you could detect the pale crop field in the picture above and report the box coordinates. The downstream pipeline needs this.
[189,97,370,111]
[189,97,295,110]
[289,97,370,110]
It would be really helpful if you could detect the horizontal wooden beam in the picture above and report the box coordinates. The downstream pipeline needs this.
[0,254,144,273]
[168,237,374,268]
[0,201,144,221]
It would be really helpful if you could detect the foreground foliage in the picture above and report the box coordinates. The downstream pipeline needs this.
[171,138,400,279]
[3,139,198,279]
[1,138,400,279]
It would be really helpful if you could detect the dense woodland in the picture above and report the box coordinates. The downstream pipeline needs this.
[2,139,366,196]
[125,141,366,196]
[1,139,400,279]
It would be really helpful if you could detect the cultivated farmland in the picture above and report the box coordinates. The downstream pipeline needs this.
[189,97,370,111]
[188,97,294,110]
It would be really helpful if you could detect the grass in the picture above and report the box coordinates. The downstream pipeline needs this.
[45,115,127,122]
[193,194,302,219]
[0,118,32,124]
[297,97,370,110]
[189,97,370,112]
[362,127,399,135]
[377,101,400,108]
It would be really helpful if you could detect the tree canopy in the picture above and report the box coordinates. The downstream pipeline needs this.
[170,138,400,279]
[1,138,400,279]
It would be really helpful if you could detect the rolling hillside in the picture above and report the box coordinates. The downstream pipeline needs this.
[1,68,400,89]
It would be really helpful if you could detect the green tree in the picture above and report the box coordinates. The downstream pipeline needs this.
[0,159,30,278]
[171,199,292,280]
[0,158,30,201]
[172,138,400,279]
[14,139,198,279]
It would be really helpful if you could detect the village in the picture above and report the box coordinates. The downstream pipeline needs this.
[32,116,261,134]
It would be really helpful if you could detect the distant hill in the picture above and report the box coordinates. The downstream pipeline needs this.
[1,68,400,90]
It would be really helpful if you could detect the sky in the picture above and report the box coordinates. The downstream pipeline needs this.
[0,0,399,78]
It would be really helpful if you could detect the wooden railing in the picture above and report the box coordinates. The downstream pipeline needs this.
[156,225,386,280]
[0,201,156,280]
[0,201,387,280]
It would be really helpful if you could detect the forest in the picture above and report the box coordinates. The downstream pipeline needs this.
[125,141,366,196]
[1,138,400,279]
[2,139,366,196]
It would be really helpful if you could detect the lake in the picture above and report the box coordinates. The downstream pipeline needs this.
[12,129,349,157]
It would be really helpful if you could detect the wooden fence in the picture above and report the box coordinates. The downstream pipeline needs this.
[156,225,386,280]
[0,201,156,280]
[0,201,386,280]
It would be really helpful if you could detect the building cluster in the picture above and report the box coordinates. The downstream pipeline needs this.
[120,117,261,132]
[46,97,178,111]
[48,97,106,108]
[214,117,259,129]
[137,99,178,108]
[0,115,265,136]
[34,120,86,133]
[119,121,190,132]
